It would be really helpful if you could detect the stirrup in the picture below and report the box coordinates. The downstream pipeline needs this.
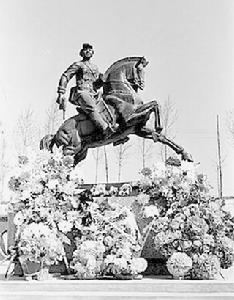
[103,127,115,139]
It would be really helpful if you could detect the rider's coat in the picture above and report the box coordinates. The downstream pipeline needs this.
[58,61,101,99]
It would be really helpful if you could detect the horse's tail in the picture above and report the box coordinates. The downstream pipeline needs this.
[39,134,55,152]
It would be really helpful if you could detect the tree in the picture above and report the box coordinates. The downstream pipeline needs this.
[159,96,177,162]
[227,110,234,143]
[103,146,109,183]
[14,108,40,154]
[44,102,62,135]
[0,124,6,203]
[216,115,223,198]
[0,122,11,204]
[91,148,103,184]
[137,138,153,170]
[114,142,132,182]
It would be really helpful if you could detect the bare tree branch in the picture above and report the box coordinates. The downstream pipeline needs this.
[114,142,132,182]
[91,148,103,184]
[137,138,153,170]
[227,110,234,143]
[159,96,178,162]
[14,108,40,154]
[103,146,109,183]
[44,102,62,135]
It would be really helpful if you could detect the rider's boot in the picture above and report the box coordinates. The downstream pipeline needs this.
[89,111,115,138]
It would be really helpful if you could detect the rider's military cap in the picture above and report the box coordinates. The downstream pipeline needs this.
[81,43,93,50]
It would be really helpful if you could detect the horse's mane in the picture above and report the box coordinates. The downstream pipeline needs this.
[104,56,143,80]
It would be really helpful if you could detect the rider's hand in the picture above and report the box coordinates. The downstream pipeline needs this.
[56,94,66,110]
[98,73,104,82]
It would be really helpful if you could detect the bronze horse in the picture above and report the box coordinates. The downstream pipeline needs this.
[40,57,193,165]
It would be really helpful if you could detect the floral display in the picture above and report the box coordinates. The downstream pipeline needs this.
[8,149,147,280]
[166,252,192,278]
[71,200,147,279]
[8,149,82,277]
[8,148,233,281]
[18,222,65,265]
[136,158,234,280]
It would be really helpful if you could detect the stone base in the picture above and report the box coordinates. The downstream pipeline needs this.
[1,275,234,300]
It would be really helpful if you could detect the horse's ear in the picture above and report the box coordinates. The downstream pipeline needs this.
[135,57,149,68]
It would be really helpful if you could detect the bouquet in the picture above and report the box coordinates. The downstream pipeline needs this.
[166,252,192,278]
[136,159,234,279]
[18,222,65,265]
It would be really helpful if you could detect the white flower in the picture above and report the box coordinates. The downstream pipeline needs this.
[136,193,150,205]
[144,205,159,218]
[131,258,148,273]
[31,182,44,194]
[62,181,76,195]
[221,236,234,249]
[86,255,97,270]
[58,220,73,233]
[34,195,44,207]
[69,166,83,181]
[167,252,192,277]
[167,208,173,215]
[47,179,59,190]
[52,147,63,162]
[170,166,182,176]
[203,234,215,246]
[209,201,221,212]
[74,218,82,229]
[21,190,31,200]
[104,254,115,265]
[170,219,181,230]
[152,162,166,179]
[160,185,169,195]
[67,211,80,222]
[114,257,128,270]
[71,197,79,208]
[13,211,24,226]
[193,240,202,247]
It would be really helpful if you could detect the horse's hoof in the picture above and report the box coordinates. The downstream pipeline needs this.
[156,126,163,134]
[182,152,193,162]
[152,132,160,142]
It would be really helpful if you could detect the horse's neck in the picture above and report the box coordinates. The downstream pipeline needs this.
[105,70,136,97]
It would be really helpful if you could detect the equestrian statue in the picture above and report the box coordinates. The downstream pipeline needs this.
[40,43,193,165]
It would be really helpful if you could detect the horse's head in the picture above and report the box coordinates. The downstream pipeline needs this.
[130,56,149,91]
[104,56,149,94]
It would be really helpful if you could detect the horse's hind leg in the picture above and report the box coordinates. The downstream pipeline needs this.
[136,127,193,162]
[153,132,193,162]
[74,148,88,165]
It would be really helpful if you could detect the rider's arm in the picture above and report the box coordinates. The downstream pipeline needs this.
[93,73,104,90]
[57,62,80,94]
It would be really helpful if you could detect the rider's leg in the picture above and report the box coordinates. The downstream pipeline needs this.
[77,92,114,136]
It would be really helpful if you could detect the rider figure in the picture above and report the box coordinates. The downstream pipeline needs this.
[56,43,114,137]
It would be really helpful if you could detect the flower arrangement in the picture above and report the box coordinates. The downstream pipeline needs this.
[136,159,234,279]
[71,240,105,279]
[8,149,147,280]
[71,201,147,279]
[8,149,85,276]
[18,222,65,265]
[166,252,192,278]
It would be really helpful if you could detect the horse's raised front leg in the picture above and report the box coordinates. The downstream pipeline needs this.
[126,100,158,125]
[136,127,193,162]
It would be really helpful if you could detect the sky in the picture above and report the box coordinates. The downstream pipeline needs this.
[0,0,234,195]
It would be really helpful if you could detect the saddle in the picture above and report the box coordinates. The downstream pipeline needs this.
[75,98,115,127]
